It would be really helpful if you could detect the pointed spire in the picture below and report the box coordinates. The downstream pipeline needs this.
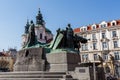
[26,19,29,26]
[36,8,44,25]
[25,19,30,34]
[38,8,40,14]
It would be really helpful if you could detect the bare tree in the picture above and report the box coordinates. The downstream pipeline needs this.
[0,59,9,71]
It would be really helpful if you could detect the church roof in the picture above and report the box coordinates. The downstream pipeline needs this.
[45,28,51,33]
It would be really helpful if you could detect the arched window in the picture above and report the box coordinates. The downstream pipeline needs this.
[111,20,116,26]
[112,22,115,26]
[92,24,96,30]
[45,36,47,40]
[40,33,42,39]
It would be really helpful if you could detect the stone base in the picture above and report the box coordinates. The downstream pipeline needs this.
[46,52,80,72]
[14,48,45,71]
[0,71,75,80]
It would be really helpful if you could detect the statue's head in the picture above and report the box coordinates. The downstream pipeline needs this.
[67,24,71,27]
[30,20,34,24]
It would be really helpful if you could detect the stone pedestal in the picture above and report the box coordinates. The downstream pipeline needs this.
[14,48,45,71]
[46,52,80,72]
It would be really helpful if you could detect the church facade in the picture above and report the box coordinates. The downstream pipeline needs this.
[22,9,53,47]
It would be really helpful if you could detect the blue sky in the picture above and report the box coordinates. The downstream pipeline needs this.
[0,0,120,51]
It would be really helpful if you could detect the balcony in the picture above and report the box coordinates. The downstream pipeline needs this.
[81,59,90,63]
[101,38,109,42]
[92,39,97,42]
[101,49,109,54]
[112,36,118,40]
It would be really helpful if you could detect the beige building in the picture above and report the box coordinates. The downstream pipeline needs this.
[74,19,120,78]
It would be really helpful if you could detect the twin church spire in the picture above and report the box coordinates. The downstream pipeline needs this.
[24,8,45,34]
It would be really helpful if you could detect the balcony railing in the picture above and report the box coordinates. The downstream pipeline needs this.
[112,36,118,40]
[92,39,97,42]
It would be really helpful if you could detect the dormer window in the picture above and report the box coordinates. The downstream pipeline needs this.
[101,24,106,28]
[112,23,115,26]
[92,24,96,30]
[93,26,96,29]
[84,28,86,31]
[111,20,116,26]
[81,28,83,32]
[100,21,107,28]
[81,27,86,32]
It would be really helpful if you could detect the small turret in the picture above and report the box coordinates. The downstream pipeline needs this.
[25,19,30,34]
[36,8,45,25]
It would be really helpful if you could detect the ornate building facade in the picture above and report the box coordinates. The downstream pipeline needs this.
[74,20,120,78]
[22,8,53,47]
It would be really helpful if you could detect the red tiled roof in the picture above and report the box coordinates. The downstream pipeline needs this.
[96,24,99,28]
[107,22,111,27]
[74,19,120,33]
[116,20,120,25]
[87,26,91,30]
[74,28,80,33]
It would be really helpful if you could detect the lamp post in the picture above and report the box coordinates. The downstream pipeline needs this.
[93,62,96,80]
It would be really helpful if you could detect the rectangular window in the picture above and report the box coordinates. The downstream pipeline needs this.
[101,24,106,28]
[102,42,107,49]
[92,34,96,40]
[92,26,96,29]
[93,43,97,50]
[81,44,88,51]
[81,29,83,32]
[82,54,88,61]
[81,44,84,51]
[114,52,120,60]
[85,54,88,61]
[40,33,42,39]
[112,31,117,37]
[102,33,106,38]
[103,54,108,60]
[85,44,88,50]
[113,41,118,48]
[94,54,98,61]
[84,28,86,31]
[82,55,85,61]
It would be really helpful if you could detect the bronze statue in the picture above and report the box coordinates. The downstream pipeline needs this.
[49,24,87,52]
[66,24,74,48]
[27,20,36,47]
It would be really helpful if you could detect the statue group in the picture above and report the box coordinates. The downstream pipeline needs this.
[49,24,87,52]
[15,23,88,72]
